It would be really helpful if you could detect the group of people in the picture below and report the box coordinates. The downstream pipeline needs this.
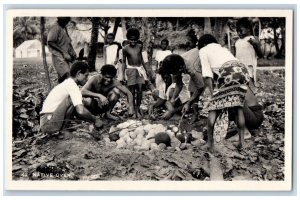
[40,17,264,152]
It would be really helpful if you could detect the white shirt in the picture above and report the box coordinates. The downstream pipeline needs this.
[235,36,257,68]
[41,78,82,113]
[199,43,236,78]
[155,50,172,64]
[155,50,172,94]
[105,44,119,65]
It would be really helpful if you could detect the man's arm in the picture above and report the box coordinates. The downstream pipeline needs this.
[249,37,263,58]
[74,104,103,128]
[115,83,134,105]
[140,46,147,70]
[75,104,96,122]
[48,41,71,61]
[115,83,134,115]
[122,48,127,82]
[204,77,214,96]
[187,88,203,107]
[114,43,122,65]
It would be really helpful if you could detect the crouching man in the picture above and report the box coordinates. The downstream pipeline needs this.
[40,61,103,136]
[81,64,134,120]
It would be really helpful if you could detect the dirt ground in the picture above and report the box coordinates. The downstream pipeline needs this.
[11,58,285,181]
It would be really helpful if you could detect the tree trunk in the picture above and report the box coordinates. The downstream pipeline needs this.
[103,18,110,40]
[258,18,262,39]
[142,17,149,50]
[273,26,280,53]
[40,17,51,93]
[214,17,225,45]
[88,17,100,72]
[130,17,136,28]
[176,18,180,31]
[204,17,212,34]
[113,17,121,37]
[226,27,231,51]
[121,17,127,39]
[276,26,285,58]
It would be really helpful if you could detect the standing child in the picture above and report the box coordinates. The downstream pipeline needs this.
[235,17,263,90]
[122,28,148,119]
[103,33,122,79]
[137,40,155,91]
[154,39,172,97]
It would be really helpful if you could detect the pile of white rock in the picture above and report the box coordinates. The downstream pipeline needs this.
[103,119,206,152]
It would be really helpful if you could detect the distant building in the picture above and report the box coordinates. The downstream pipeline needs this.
[15,39,49,58]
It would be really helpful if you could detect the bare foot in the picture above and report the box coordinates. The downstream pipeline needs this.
[105,112,120,121]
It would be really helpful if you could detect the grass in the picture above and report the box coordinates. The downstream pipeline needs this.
[257,58,285,67]
[13,55,285,79]
[13,57,53,67]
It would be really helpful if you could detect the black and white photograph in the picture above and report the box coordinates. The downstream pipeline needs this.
[5,9,293,191]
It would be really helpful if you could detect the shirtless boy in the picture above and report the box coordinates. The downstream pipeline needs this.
[82,64,134,120]
[122,28,148,118]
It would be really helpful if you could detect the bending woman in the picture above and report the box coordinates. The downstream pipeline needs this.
[198,34,250,152]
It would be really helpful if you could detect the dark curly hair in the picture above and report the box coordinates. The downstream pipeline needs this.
[70,61,89,77]
[106,33,115,39]
[101,64,117,77]
[126,28,140,40]
[197,34,218,50]
[159,54,185,76]
[161,39,169,46]
[236,17,252,30]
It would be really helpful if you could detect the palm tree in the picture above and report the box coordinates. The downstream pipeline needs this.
[40,17,51,93]
[213,17,228,45]
[113,17,121,37]
[13,17,39,47]
[87,17,100,71]
[121,17,127,39]
[204,17,212,34]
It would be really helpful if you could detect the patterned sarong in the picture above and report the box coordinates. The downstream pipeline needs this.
[208,60,250,144]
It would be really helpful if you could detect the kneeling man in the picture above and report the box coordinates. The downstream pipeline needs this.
[40,61,103,135]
